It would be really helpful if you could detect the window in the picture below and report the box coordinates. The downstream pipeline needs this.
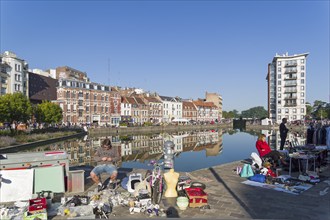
[293,115,296,120]
[301,72,304,77]
[86,93,89,99]
[94,105,97,112]
[301,79,304,84]
[301,92,304,97]
[301,99,304,104]
[78,110,83,117]
[301,66,305,71]
[278,109,281,113]
[78,100,83,106]
[278,81,281,85]
[278,87,281,91]
[278,93,281,98]
[105,96,108,101]
[278,67,281,72]
[301,59,304,64]
[278,100,281,105]
[278,61,281,66]
[94,94,97,100]
[285,108,289,113]
[86,106,89,112]
[301,108,304,113]
[278,116,282,120]
[278,74,281,79]
[66,91,70,98]
[301,86,304,90]
[293,108,296,113]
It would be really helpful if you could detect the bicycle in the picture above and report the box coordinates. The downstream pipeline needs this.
[144,160,164,205]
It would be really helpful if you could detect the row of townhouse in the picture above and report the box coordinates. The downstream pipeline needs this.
[56,77,220,126]
[0,51,222,126]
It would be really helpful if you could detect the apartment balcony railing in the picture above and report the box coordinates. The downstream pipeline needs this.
[284,89,297,93]
[284,103,297,107]
[285,63,297,67]
[284,77,297,80]
[284,97,297,100]
[285,69,297,74]
[284,83,297,87]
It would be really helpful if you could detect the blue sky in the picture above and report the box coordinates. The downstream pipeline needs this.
[1,0,329,111]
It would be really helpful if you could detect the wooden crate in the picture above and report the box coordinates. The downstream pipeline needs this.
[185,187,208,208]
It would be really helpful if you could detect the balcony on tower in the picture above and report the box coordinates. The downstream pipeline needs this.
[284,68,297,74]
[285,61,297,67]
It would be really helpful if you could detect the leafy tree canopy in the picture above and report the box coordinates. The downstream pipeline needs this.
[0,93,32,124]
[241,106,268,119]
[35,101,63,124]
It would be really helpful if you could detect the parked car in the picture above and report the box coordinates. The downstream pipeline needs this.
[189,120,197,125]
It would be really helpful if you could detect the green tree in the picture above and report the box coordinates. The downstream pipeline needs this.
[35,101,63,124]
[241,106,268,119]
[0,93,32,125]
[312,100,328,119]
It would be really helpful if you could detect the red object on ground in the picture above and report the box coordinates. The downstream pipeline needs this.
[185,187,208,208]
[28,198,47,212]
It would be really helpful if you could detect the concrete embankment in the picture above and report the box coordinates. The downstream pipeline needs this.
[246,124,307,133]
[88,124,307,136]
[88,124,234,136]
[0,131,87,153]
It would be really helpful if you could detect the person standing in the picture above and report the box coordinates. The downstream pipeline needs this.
[279,118,289,150]
[90,137,119,191]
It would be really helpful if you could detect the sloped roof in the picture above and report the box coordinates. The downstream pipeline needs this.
[183,101,197,110]
[144,97,161,103]
[126,97,137,104]
[134,97,146,105]
[193,100,217,108]
[159,95,177,102]
[29,72,58,103]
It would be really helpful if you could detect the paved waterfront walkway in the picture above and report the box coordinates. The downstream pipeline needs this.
[58,153,330,220]
[103,156,330,220]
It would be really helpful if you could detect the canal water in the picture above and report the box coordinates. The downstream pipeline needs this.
[19,129,306,172]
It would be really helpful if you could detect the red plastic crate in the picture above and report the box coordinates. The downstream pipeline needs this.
[28,198,47,212]
[185,187,208,208]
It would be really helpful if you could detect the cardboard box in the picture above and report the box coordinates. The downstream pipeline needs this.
[185,187,208,208]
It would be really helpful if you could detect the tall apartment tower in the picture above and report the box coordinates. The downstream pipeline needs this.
[267,52,309,124]
[0,51,29,96]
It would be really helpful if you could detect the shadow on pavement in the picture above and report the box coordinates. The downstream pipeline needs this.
[208,167,257,218]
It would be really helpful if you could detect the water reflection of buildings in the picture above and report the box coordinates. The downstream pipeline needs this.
[121,129,223,162]
[26,130,224,167]
[264,130,306,150]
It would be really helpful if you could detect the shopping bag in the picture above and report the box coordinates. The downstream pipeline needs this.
[240,164,254,178]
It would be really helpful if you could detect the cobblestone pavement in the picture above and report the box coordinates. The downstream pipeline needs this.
[56,154,330,220]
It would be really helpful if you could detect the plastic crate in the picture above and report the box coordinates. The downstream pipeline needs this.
[67,170,85,193]
[28,198,47,212]
[185,187,208,208]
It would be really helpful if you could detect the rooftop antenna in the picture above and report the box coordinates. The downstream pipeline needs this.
[108,58,110,86]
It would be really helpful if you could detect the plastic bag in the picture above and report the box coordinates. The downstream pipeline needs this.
[240,164,254,178]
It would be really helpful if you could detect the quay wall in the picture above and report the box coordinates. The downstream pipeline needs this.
[88,124,233,136]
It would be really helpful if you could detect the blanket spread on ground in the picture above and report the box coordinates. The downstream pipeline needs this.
[242,180,313,195]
